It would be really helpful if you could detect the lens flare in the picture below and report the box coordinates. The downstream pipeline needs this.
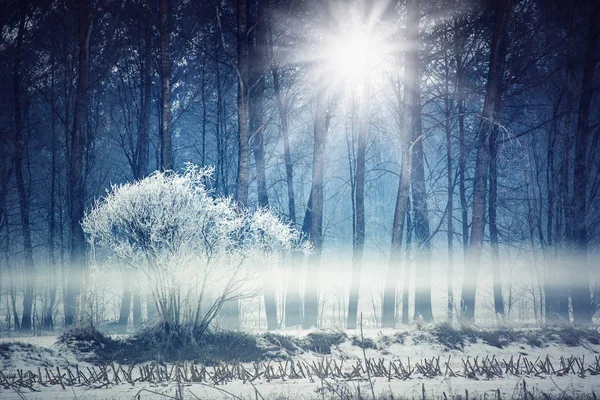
[322,27,381,85]
[288,0,400,96]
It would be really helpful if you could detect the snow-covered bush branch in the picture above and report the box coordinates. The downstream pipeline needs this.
[82,164,309,333]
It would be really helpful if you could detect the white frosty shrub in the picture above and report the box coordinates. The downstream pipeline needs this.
[82,164,308,333]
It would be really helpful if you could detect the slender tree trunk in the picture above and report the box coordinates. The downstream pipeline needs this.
[556,100,572,322]
[10,282,20,330]
[159,0,172,171]
[250,0,268,208]
[44,44,58,330]
[215,42,224,193]
[272,66,295,224]
[235,0,250,207]
[200,53,207,167]
[381,0,420,328]
[410,19,433,321]
[544,124,558,323]
[268,27,301,327]
[249,0,275,329]
[0,170,4,330]
[444,54,454,321]
[222,0,251,330]
[1,156,17,329]
[284,257,302,327]
[301,190,313,239]
[118,278,131,326]
[545,107,568,323]
[489,122,505,318]
[461,0,512,320]
[136,4,152,179]
[570,1,599,324]
[303,89,327,329]
[132,289,142,325]
[401,196,412,325]
[13,1,35,331]
[66,0,91,326]
[381,117,411,328]
[453,15,469,266]
[347,82,369,329]
[264,280,278,331]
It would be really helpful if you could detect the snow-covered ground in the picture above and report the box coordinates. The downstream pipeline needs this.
[0,374,598,400]
[1,327,599,399]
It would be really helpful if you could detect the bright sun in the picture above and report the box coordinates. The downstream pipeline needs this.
[311,3,397,95]
[323,29,379,84]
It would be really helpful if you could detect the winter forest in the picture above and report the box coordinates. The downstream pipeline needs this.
[1,0,600,340]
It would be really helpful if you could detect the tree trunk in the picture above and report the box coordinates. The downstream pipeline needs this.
[545,106,568,323]
[544,124,558,323]
[461,0,512,320]
[453,14,469,266]
[271,64,295,224]
[235,0,250,207]
[264,279,278,331]
[118,278,131,326]
[347,82,369,329]
[250,0,268,208]
[268,26,302,327]
[410,17,433,321]
[570,1,599,324]
[553,33,576,323]
[303,89,327,329]
[135,3,152,180]
[401,196,412,325]
[133,290,142,325]
[159,0,172,171]
[200,48,207,167]
[489,122,505,318]
[66,0,91,327]
[13,1,35,332]
[381,0,420,328]
[1,154,16,329]
[44,43,58,330]
[444,49,454,321]
[381,116,411,328]
[222,0,251,330]
[250,0,276,329]
[214,42,227,194]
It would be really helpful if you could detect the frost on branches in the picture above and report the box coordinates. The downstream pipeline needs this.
[82,165,309,333]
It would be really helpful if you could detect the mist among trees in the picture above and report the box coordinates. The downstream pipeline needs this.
[0,0,599,334]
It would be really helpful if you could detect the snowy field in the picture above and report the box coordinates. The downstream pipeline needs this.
[1,326,600,399]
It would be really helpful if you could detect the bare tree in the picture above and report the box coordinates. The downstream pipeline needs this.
[453,6,469,268]
[442,25,454,320]
[43,39,59,330]
[570,0,599,323]
[136,2,153,180]
[461,0,513,320]
[382,0,420,328]
[347,81,369,329]
[410,10,432,321]
[159,0,172,170]
[12,0,35,331]
[65,0,92,326]
[235,0,250,207]
[249,0,269,208]
[303,89,327,329]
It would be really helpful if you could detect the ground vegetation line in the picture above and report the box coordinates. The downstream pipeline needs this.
[0,354,599,392]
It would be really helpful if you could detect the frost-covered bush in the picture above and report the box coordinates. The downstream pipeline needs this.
[82,165,308,333]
